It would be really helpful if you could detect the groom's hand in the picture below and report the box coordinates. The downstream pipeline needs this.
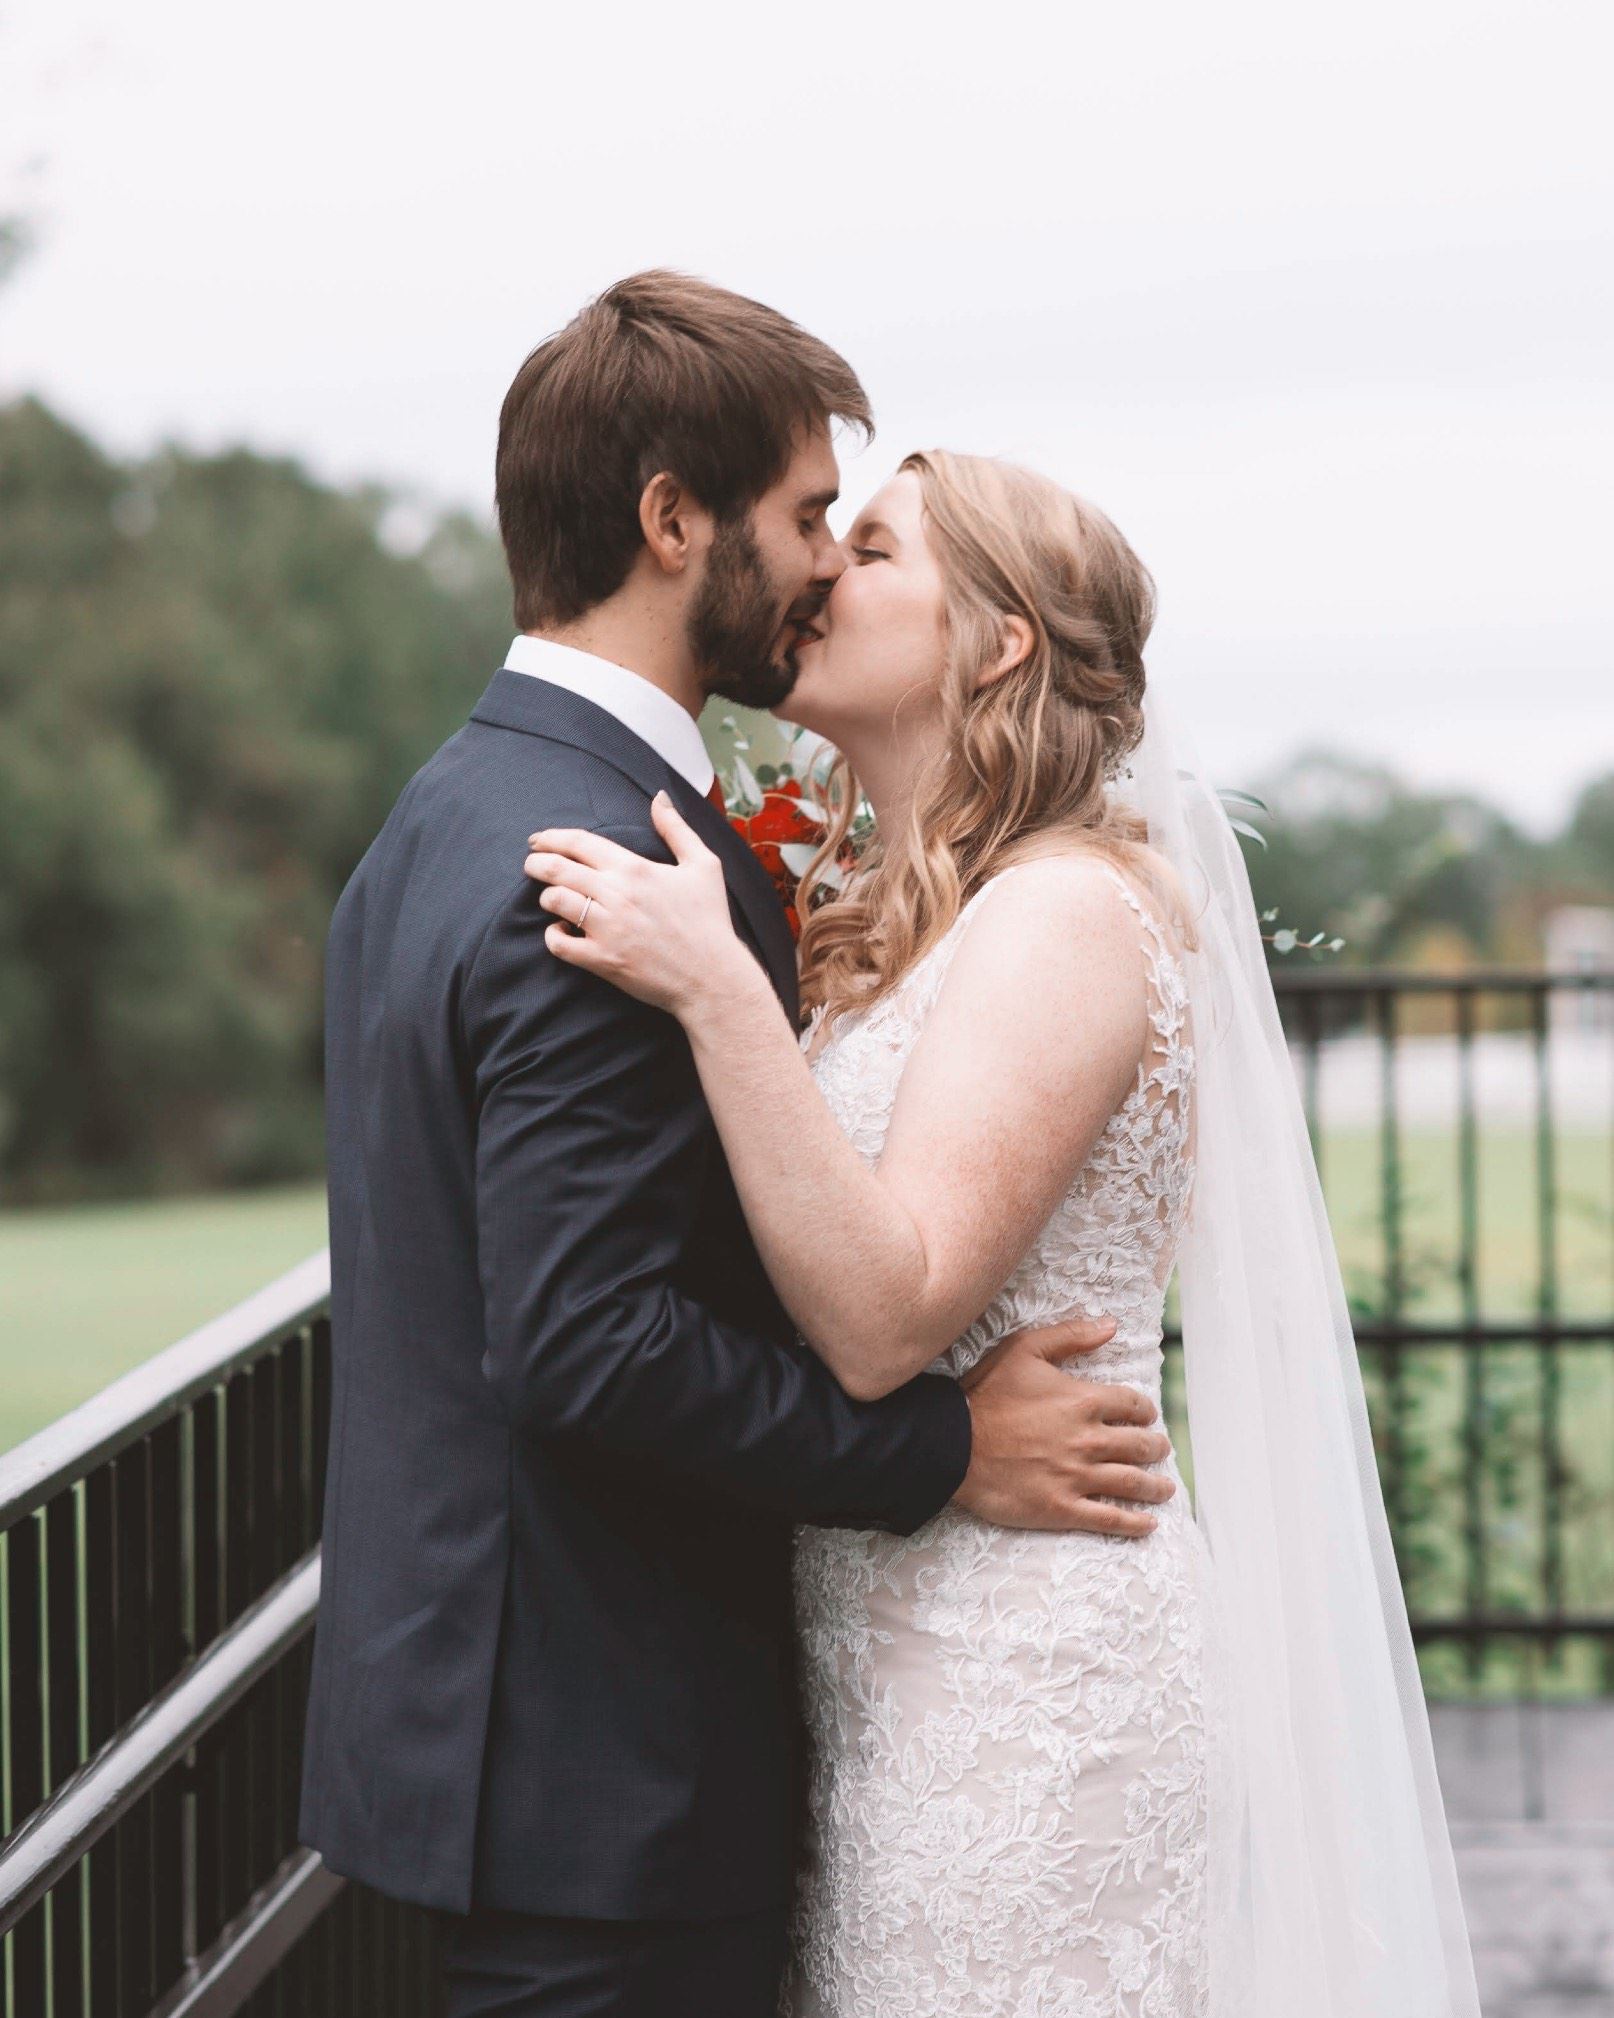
[953,1317,1176,1534]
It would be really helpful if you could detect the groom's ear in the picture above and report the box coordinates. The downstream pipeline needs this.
[639,470,706,579]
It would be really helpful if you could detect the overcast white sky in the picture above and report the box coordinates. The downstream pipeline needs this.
[3,0,1608,830]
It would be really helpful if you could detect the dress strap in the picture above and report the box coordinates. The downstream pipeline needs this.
[1096,859,1171,954]
[902,866,1030,1009]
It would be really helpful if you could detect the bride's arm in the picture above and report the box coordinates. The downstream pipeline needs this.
[525,797,1148,1401]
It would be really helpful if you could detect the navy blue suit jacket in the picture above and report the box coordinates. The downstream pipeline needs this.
[298,669,972,1918]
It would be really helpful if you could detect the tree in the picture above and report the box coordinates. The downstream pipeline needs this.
[1244,750,1547,966]
[0,397,510,1201]
[1562,773,1614,891]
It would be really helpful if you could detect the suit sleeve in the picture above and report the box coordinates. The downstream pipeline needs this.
[463,850,972,1534]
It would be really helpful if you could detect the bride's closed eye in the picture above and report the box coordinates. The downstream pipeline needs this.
[851,545,890,563]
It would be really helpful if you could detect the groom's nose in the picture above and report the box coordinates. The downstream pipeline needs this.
[812,538,850,590]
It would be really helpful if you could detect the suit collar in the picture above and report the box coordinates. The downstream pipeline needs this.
[501,637,716,795]
[469,669,800,1016]
[472,667,674,802]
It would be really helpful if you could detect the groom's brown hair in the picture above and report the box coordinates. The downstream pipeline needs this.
[496,270,873,629]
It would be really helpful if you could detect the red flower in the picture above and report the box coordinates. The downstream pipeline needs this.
[728,781,825,940]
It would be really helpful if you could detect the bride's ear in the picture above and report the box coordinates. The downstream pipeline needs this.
[977,614,1035,690]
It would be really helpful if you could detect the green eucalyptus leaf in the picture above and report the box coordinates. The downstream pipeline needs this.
[732,755,762,809]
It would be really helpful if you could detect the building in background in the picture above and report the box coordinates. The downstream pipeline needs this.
[1546,905,1614,1035]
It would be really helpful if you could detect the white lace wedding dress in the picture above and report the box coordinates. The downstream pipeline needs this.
[782,864,1216,2018]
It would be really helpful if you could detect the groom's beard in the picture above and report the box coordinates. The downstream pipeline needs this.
[690,514,802,710]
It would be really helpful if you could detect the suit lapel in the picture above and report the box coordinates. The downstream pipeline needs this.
[470,669,801,1018]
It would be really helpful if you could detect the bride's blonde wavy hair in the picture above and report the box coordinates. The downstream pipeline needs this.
[796,449,1188,1028]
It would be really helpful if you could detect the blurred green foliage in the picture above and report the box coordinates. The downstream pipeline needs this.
[0,396,511,1202]
[1243,750,1614,969]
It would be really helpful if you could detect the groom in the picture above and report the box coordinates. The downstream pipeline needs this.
[299,271,1174,2016]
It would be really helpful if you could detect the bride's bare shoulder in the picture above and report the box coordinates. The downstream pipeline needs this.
[927,853,1152,1067]
[954,849,1155,984]
[997,843,1188,954]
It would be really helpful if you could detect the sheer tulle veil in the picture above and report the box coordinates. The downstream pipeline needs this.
[1118,692,1481,2015]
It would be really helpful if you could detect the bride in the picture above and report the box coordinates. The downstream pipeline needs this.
[522,450,1480,2016]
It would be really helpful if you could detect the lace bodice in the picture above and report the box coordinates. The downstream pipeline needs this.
[803,862,1195,1393]
[783,860,1212,2018]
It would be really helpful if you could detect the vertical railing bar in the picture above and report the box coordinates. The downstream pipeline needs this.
[150,1418,186,1997]
[277,1340,302,1584]
[297,1331,316,1557]
[4,1513,47,2013]
[1,1521,7,2018]
[44,1492,80,1785]
[82,1463,117,2018]
[1533,987,1564,1651]
[46,1488,87,2016]
[190,1388,223,1956]
[1378,987,1406,1564]
[248,1359,280,1896]
[1298,989,1323,1171]
[276,1346,304,1862]
[1455,986,1485,1685]
[1597,972,1614,1687]
[112,1442,155,2015]
[149,1423,184,1700]
[311,1884,333,2017]
[375,1888,393,2018]
[179,1401,199,1979]
[351,1882,369,2018]
[1,1515,7,1849]
[4,1513,46,1825]
[310,1318,332,1543]
[223,1373,256,1925]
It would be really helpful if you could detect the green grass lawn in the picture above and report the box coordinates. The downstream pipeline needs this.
[1319,1128,1612,1326]
[1,1132,1608,1456]
[0,1183,327,1455]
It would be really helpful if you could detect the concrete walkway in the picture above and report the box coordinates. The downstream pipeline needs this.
[1431,1704,1614,2015]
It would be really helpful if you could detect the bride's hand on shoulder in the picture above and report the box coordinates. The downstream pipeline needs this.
[523,791,754,1017]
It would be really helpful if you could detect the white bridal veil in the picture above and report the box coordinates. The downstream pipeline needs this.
[1119,694,1481,2016]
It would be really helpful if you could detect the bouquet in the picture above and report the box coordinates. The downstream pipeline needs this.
[713,724,866,941]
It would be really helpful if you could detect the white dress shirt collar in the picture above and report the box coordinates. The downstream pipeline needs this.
[503,635,715,796]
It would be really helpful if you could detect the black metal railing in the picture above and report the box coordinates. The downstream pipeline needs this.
[3,967,1611,2011]
[1272,966,1613,1696]
[0,1257,442,2018]
[1151,968,1614,1695]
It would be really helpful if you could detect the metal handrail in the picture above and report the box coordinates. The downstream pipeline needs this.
[147,1850,343,2018]
[1161,1318,1614,1351]
[0,1553,321,1936]
[1273,966,1614,994]
[0,1250,330,1530]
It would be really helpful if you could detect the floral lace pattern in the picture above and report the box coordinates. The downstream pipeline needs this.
[783,865,1212,2018]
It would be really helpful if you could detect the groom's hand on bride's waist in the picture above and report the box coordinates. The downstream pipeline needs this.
[952,1318,1176,1535]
